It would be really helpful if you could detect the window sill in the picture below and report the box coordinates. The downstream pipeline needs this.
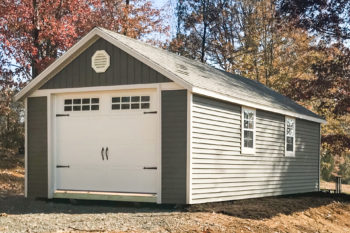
[241,149,255,155]
[285,153,295,157]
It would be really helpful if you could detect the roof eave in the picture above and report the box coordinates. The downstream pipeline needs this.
[192,87,327,124]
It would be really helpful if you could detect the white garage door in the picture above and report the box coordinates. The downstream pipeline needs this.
[54,89,158,193]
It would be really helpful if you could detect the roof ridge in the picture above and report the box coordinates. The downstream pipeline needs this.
[98,27,224,75]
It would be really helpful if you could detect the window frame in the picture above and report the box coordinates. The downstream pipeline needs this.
[241,107,256,154]
[111,95,150,111]
[285,116,296,157]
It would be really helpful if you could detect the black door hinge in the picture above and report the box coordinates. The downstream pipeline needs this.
[143,166,157,170]
[56,114,70,117]
[56,165,70,168]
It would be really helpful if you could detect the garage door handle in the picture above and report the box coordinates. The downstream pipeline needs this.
[144,111,157,114]
[101,147,104,160]
[143,166,157,170]
[105,147,109,160]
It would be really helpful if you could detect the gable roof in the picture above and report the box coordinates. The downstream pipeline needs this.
[15,27,325,123]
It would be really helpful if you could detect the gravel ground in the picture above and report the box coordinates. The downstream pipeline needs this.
[2,193,350,233]
[0,196,201,233]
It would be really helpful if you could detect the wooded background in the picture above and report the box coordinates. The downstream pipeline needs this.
[0,0,349,183]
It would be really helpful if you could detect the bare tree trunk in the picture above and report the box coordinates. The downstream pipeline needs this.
[200,0,208,63]
[32,0,39,78]
[123,0,130,35]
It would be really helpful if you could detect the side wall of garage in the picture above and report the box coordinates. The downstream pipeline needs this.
[161,90,188,204]
[27,97,48,198]
[190,95,320,204]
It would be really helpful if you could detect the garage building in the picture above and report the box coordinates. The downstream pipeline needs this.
[15,27,326,204]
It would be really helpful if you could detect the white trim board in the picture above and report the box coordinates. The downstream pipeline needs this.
[186,91,193,204]
[24,98,28,198]
[29,83,183,97]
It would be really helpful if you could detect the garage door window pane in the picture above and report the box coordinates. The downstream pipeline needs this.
[73,105,81,111]
[91,105,99,111]
[64,106,72,111]
[131,96,140,102]
[91,98,99,104]
[141,96,150,102]
[73,99,81,104]
[82,105,90,111]
[121,104,130,109]
[112,97,120,103]
[141,103,150,109]
[122,97,130,102]
[131,103,140,109]
[112,104,120,110]
[64,99,72,105]
[82,98,90,104]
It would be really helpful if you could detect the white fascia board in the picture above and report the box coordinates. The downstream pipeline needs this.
[15,27,190,102]
[192,87,327,124]
[94,29,192,91]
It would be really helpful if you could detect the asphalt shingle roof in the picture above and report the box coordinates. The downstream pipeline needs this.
[101,28,322,120]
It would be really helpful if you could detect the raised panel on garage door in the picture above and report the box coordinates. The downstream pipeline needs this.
[55,89,158,193]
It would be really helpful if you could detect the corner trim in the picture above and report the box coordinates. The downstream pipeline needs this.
[24,98,28,198]
[186,91,193,204]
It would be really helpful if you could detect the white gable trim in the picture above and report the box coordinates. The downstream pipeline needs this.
[15,28,325,124]
[15,28,190,102]
[192,87,326,124]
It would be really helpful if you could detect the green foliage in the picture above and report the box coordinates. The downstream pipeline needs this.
[321,150,335,182]
[339,154,350,184]
[0,88,24,152]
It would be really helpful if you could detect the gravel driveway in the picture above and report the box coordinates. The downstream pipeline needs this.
[0,196,222,233]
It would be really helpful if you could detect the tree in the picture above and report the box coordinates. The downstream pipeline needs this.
[278,0,350,41]
[277,0,350,157]
[169,0,215,62]
[0,86,24,151]
[0,0,168,81]
[0,0,168,152]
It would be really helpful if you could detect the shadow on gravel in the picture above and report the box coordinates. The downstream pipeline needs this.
[2,192,350,219]
[188,192,350,220]
[0,195,184,215]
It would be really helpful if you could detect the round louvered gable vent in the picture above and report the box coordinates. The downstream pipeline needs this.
[91,50,110,73]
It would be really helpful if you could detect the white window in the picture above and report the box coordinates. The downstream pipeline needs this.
[285,117,296,156]
[242,107,255,154]
[64,98,99,111]
[111,96,150,110]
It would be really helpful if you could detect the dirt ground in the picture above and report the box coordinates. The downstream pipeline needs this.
[1,154,350,232]
[321,180,350,194]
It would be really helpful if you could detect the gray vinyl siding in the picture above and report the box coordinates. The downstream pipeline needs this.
[40,38,171,89]
[191,95,320,204]
[161,90,187,204]
[27,97,48,198]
